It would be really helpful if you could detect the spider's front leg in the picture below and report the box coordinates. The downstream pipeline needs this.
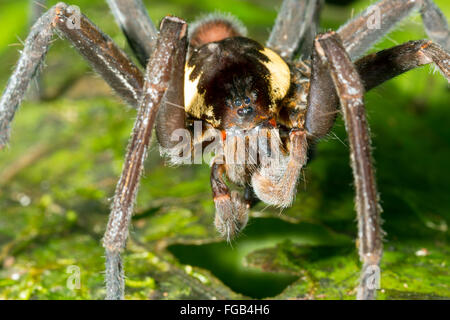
[0,2,145,148]
[102,16,187,300]
[313,32,382,300]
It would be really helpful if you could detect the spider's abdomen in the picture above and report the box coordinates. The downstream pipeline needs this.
[184,36,291,130]
[188,12,248,48]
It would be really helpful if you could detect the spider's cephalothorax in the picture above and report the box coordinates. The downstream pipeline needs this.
[185,36,292,129]
[186,17,311,131]
[1,0,449,300]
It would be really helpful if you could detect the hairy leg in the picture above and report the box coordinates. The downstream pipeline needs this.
[155,25,188,153]
[106,0,158,66]
[338,0,449,60]
[306,39,450,139]
[0,3,144,148]
[306,0,449,141]
[304,41,339,141]
[356,40,450,90]
[27,0,47,101]
[266,0,322,60]
[251,129,308,208]
[103,16,187,300]
[315,31,382,300]
[305,35,449,300]
[210,157,249,242]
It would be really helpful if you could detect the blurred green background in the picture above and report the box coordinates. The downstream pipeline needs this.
[0,0,449,300]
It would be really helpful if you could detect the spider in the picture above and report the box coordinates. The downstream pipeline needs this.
[0,0,449,300]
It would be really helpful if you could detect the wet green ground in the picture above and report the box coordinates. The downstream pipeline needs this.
[0,0,449,299]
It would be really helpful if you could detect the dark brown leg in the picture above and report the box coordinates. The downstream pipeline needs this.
[306,0,449,141]
[0,3,144,148]
[306,38,450,139]
[106,0,158,66]
[337,0,449,60]
[356,40,450,91]
[304,40,339,141]
[315,32,382,300]
[266,0,322,60]
[55,6,144,107]
[210,158,249,242]
[103,16,187,300]
[155,23,188,152]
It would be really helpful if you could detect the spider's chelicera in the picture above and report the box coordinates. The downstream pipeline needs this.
[0,0,449,300]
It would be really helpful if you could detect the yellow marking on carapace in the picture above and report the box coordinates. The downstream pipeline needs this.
[184,64,221,127]
[259,47,291,111]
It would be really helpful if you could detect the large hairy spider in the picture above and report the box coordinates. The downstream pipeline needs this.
[0,0,449,300]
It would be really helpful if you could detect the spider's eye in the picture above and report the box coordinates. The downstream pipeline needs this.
[244,96,251,105]
[234,99,242,107]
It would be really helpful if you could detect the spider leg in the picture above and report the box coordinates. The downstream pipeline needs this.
[251,129,308,208]
[103,16,187,300]
[27,0,47,101]
[337,0,449,60]
[306,0,449,141]
[210,158,250,242]
[356,40,450,90]
[304,38,339,141]
[106,0,158,66]
[315,32,382,300]
[155,27,188,155]
[266,0,322,60]
[0,3,144,148]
